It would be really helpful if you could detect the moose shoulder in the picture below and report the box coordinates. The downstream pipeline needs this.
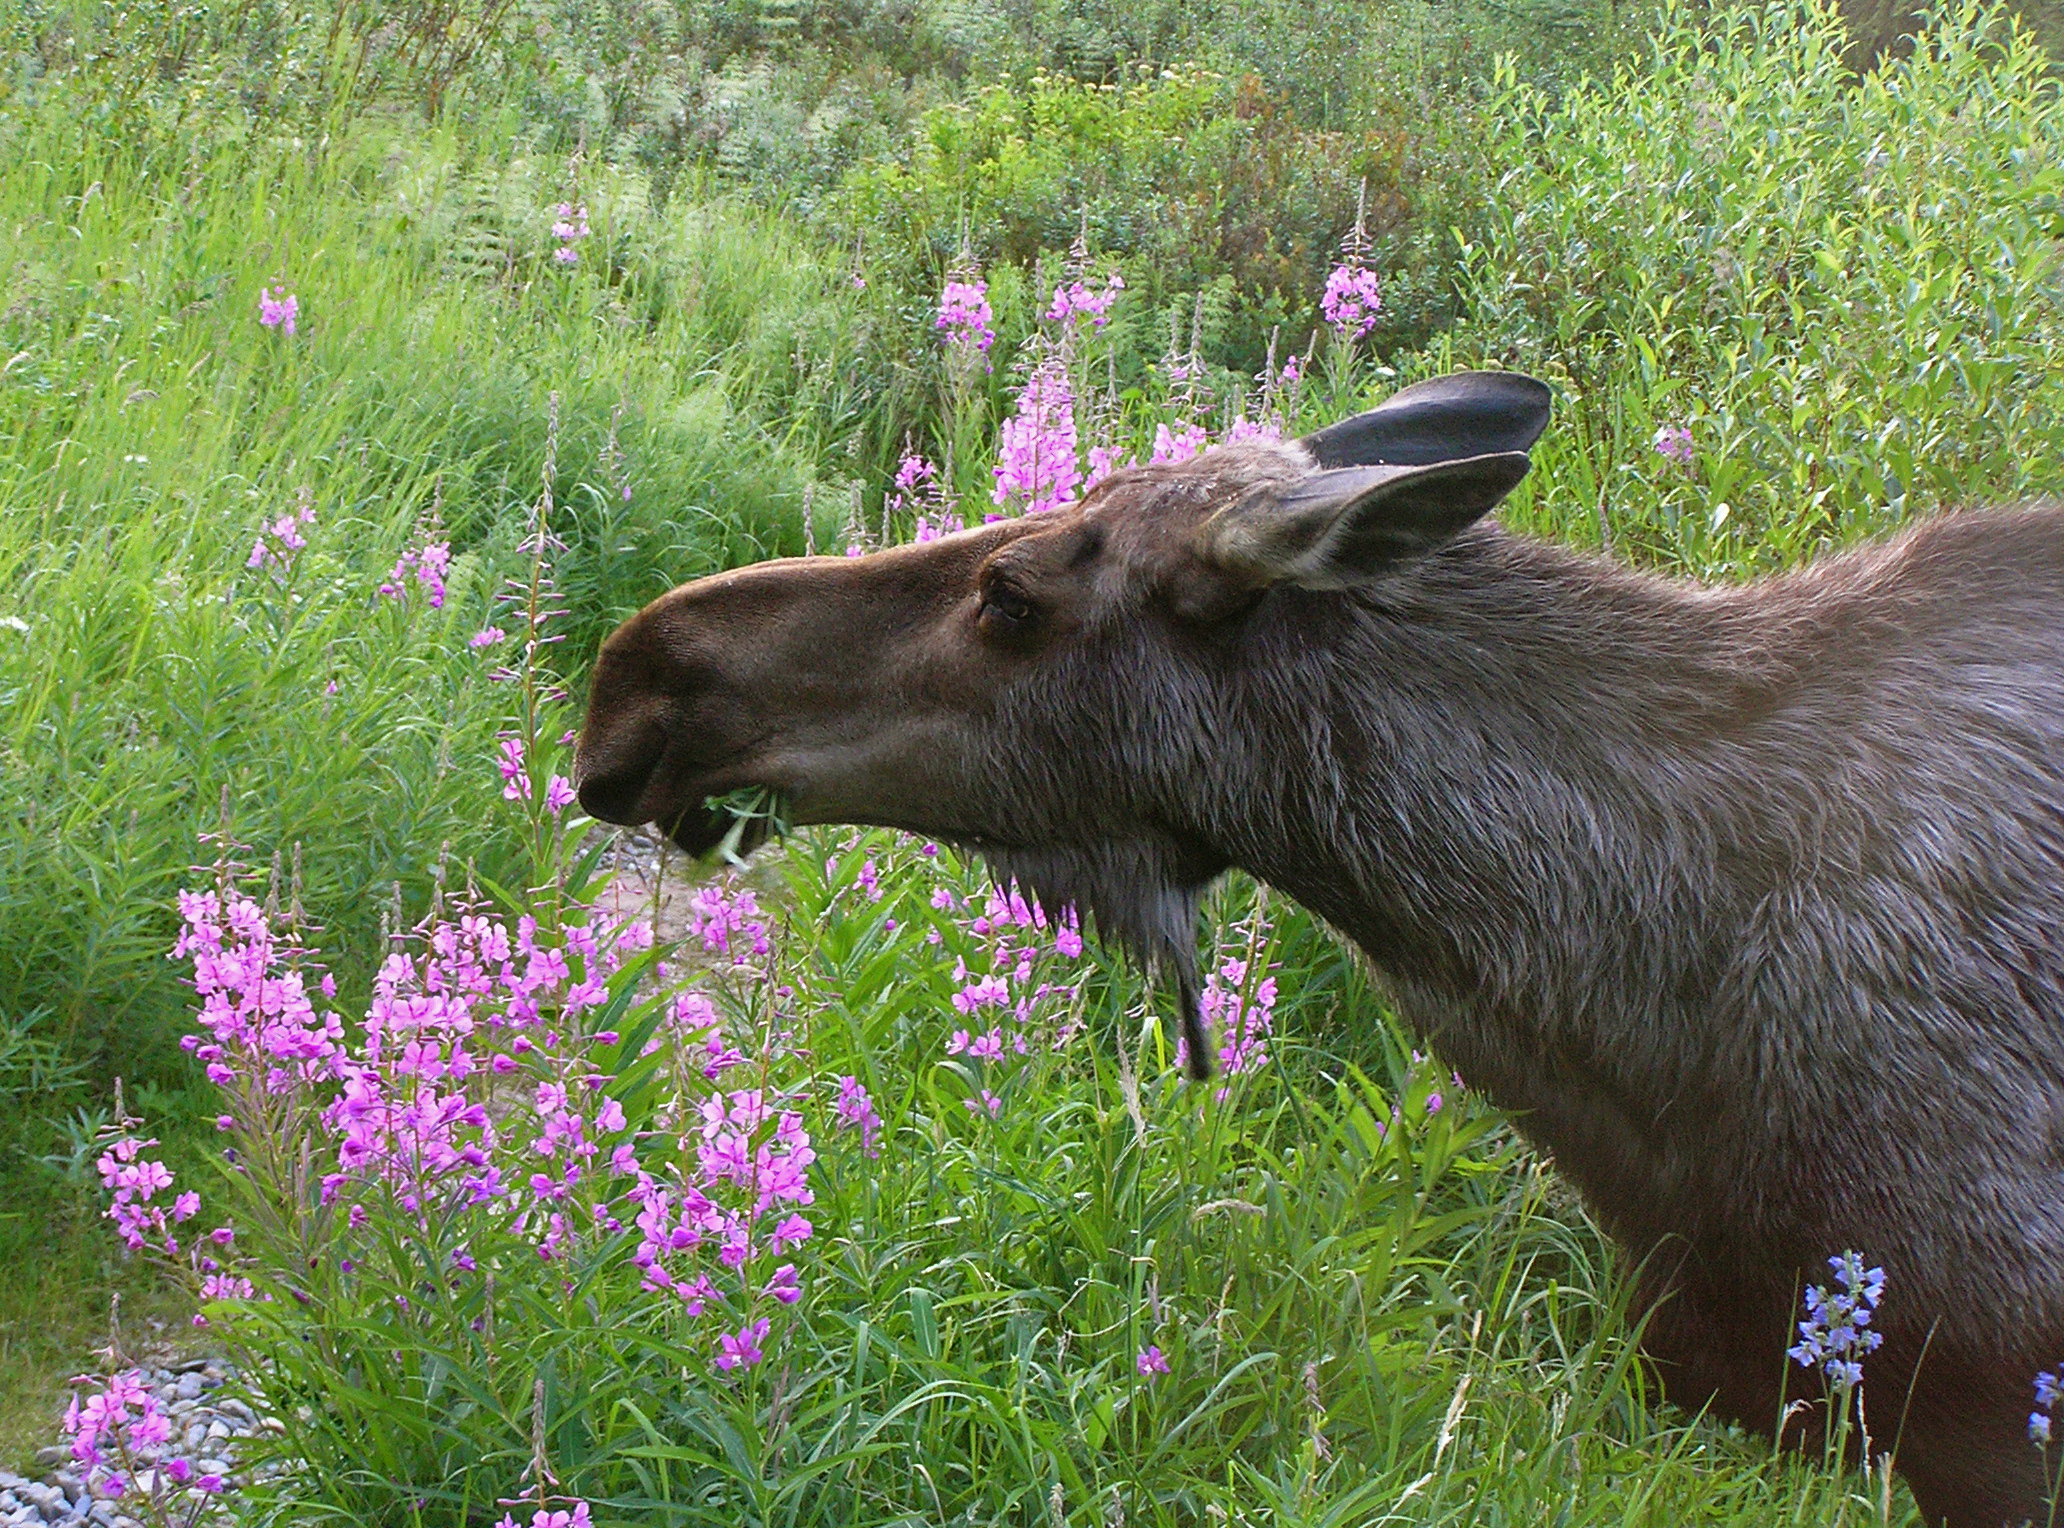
[575,372,2064,1526]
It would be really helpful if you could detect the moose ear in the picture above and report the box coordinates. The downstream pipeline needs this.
[1299,371,1552,469]
[1196,452,1532,589]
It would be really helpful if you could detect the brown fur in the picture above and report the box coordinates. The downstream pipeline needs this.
[577,374,2064,1524]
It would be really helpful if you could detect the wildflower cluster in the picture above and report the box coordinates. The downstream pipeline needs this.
[61,1370,228,1521]
[498,1503,592,1528]
[380,539,452,608]
[992,360,1079,515]
[98,1133,200,1255]
[498,736,576,813]
[890,452,964,544]
[932,880,1089,1116]
[936,278,995,356]
[551,203,590,265]
[1653,423,1695,466]
[2028,1368,2064,1447]
[1787,1251,1887,1388]
[1046,272,1124,328]
[1320,264,1383,341]
[257,286,298,335]
[246,500,315,572]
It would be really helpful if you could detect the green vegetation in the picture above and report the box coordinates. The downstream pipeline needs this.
[2,0,2060,1519]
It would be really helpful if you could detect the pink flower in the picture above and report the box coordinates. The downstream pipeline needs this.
[544,776,577,815]
[470,627,506,649]
[1046,273,1124,328]
[499,738,530,801]
[1320,264,1382,341]
[1653,424,1695,466]
[992,360,1079,515]
[1137,1344,1169,1375]
[936,279,995,354]
[964,1089,1002,1118]
[834,1075,882,1156]
[258,286,299,335]
[715,1317,770,1371]
[551,202,591,265]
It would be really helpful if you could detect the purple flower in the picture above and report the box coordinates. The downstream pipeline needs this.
[258,286,299,335]
[470,627,506,649]
[715,1317,769,1371]
[1046,273,1124,328]
[834,1076,882,1156]
[1653,424,1695,466]
[551,203,590,265]
[1320,265,1381,341]
[1787,1251,1886,1388]
[992,360,1079,515]
[544,775,577,815]
[936,279,995,354]
[1137,1345,1169,1376]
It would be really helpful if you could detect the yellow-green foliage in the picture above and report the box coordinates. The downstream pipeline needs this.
[1461,0,2064,574]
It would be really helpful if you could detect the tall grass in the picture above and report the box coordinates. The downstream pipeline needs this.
[0,99,882,1085]
[6,0,2062,1520]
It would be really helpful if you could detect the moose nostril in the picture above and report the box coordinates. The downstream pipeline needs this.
[575,766,651,826]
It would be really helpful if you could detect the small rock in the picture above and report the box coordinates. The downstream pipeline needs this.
[173,1360,210,1375]
[182,1424,206,1452]
[174,1374,203,1402]
[31,1451,62,1470]
[194,1460,229,1478]
[217,1399,253,1422]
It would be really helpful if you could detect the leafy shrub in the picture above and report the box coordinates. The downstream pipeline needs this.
[1454,0,2064,572]
[841,63,1490,377]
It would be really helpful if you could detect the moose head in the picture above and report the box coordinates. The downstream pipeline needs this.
[574,372,1553,1074]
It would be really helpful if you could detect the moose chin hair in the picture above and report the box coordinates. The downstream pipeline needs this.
[973,837,1219,1081]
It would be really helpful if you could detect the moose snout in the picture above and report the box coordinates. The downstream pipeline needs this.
[573,723,665,825]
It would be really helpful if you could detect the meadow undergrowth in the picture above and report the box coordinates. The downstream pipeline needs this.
[10,0,2064,1520]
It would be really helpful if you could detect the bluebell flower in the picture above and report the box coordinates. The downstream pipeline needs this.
[1788,1251,1886,1389]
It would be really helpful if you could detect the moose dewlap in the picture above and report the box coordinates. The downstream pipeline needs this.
[575,372,2064,1527]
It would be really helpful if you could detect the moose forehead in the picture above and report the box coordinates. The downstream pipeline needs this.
[615,434,1316,653]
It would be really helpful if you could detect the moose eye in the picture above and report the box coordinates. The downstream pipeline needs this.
[979,582,1034,631]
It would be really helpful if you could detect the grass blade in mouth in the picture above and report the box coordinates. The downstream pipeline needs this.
[704,788,792,868]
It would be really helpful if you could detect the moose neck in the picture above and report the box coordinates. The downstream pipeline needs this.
[1214,526,1792,1239]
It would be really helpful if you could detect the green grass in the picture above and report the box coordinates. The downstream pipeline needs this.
[4,0,2061,1520]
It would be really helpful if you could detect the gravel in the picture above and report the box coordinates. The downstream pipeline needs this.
[0,1361,276,1527]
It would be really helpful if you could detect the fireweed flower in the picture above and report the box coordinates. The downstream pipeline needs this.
[1150,420,1208,466]
[1320,264,1382,341]
[1046,273,1124,328]
[380,540,451,607]
[471,626,507,649]
[551,203,590,265]
[1653,423,1696,466]
[992,360,1080,515]
[247,503,316,570]
[1177,941,1279,1099]
[62,1370,221,1508]
[1137,1345,1170,1376]
[834,1076,882,1156]
[1788,1252,1886,1388]
[496,1503,593,1528]
[258,286,299,335]
[936,278,995,355]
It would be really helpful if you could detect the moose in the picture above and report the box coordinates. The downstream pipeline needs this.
[575,372,2064,1525]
